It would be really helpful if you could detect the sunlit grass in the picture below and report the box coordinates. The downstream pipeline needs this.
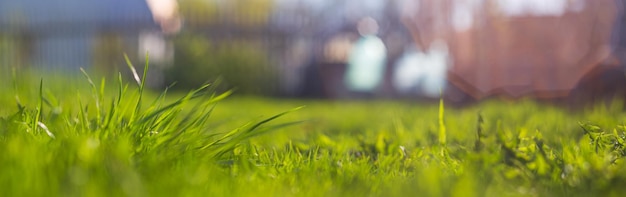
[1,61,626,196]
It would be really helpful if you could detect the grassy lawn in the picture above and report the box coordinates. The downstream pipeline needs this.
[2,68,626,196]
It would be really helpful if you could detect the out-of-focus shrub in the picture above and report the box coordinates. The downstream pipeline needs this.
[167,33,278,95]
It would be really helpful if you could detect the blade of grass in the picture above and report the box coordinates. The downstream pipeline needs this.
[80,67,102,129]
[124,53,148,124]
[243,106,304,135]
[124,54,141,86]
[199,106,303,156]
[139,84,216,123]
[33,79,43,134]
[438,97,446,146]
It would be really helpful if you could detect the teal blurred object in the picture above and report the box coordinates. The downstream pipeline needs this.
[344,35,387,92]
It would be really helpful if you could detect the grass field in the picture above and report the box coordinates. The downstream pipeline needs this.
[2,65,626,196]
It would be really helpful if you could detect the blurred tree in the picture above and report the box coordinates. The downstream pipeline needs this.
[167,33,278,95]
[178,0,273,27]
[171,0,278,95]
[178,0,218,25]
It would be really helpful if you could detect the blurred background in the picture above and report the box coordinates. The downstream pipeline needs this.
[1,0,626,106]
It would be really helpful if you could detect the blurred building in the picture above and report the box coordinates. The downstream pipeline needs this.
[0,0,178,73]
[401,0,626,103]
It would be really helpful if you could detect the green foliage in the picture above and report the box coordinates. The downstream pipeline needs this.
[0,59,296,196]
[167,33,278,95]
[2,60,626,196]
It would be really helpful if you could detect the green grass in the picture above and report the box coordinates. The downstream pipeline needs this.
[2,63,626,196]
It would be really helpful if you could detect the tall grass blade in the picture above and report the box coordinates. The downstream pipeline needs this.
[245,106,304,135]
[199,106,303,157]
[80,67,102,128]
[438,98,446,146]
[124,53,141,86]
[34,79,43,133]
